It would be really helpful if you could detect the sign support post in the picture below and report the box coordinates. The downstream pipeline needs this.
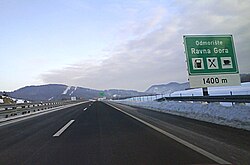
[202,87,209,96]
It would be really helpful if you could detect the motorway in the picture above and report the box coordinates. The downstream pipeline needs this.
[0,101,249,165]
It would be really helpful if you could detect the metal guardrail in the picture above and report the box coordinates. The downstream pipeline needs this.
[156,95,250,103]
[112,94,158,100]
[0,100,83,119]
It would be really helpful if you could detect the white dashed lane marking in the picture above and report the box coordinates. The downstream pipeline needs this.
[53,120,75,137]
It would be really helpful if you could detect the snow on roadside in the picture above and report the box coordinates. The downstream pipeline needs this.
[62,86,71,95]
[16,99,26,103]
[115,100,250,131]
[171,82,250,97]
[0,99,3,104]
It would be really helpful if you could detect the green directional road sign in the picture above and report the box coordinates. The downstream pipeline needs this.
[183,35,240,88]
[99,92,105,97]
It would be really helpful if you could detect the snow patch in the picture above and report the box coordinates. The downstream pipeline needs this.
[171,82,250,96]
[48,97,54,101]
[62,86,71,95]
[16,99,26,103]
[69,86,77,96]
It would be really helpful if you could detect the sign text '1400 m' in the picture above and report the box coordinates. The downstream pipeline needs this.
[202,77,228,85]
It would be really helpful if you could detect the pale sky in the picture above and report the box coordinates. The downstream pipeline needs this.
[1,0,250,91]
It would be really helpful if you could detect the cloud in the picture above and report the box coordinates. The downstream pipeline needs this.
[41,0,250,91]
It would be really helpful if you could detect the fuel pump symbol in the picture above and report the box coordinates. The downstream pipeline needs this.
[192,58,204,70]
[194,59,202,68]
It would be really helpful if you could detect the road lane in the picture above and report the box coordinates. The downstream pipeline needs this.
[106,102,230,164]
[21,101,214,165]
[107,101,250,164]
[0,102,90,165]
[0,100,247,164]
[0,101,231,164]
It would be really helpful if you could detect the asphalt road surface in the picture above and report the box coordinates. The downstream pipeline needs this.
[0,101,248,165]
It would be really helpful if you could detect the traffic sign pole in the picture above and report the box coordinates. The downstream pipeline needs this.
[202,87,209,96]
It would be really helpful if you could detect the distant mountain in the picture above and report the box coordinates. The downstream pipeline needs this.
[4,84,147,101]
[104,89,146,99]
[240,74,250,83]
[7,84,67,101]
[145,82,190,94]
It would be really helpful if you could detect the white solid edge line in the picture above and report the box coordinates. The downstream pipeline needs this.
[105,102,231,165]
[53,120,75,137]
